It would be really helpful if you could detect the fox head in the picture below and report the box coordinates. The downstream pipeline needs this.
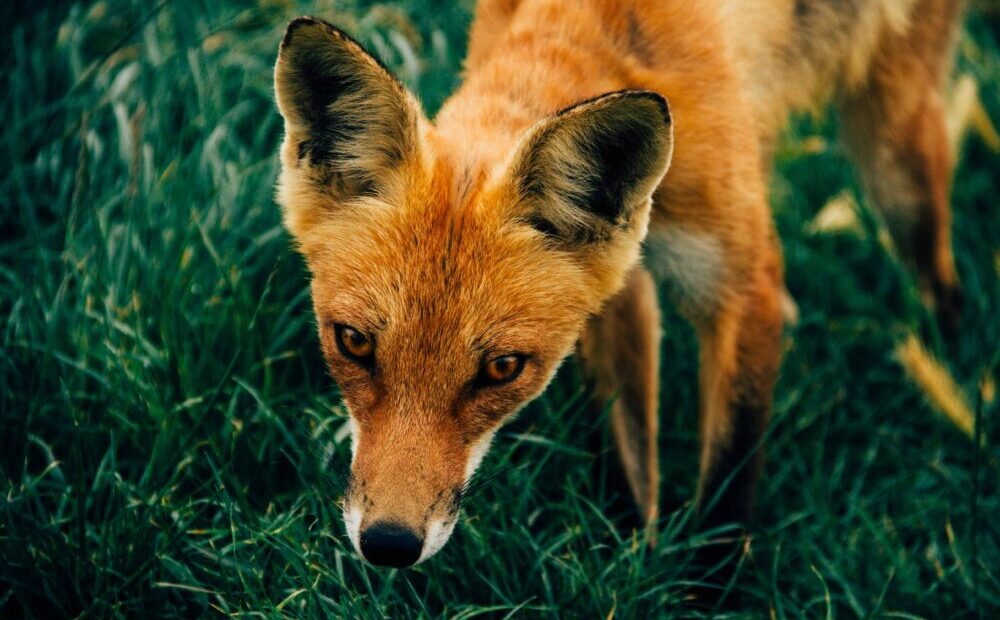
[274,17,673,568]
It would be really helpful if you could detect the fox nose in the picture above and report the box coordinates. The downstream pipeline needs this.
[359,522,423,568]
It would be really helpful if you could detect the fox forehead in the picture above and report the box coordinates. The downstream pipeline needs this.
[296,154,594,352]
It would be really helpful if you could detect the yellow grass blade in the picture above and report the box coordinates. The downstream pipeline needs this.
[947,73,1000,156]
[894,334,976,439]
[807,190,862,235]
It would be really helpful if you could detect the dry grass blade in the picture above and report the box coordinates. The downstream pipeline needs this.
[894,334,977,440]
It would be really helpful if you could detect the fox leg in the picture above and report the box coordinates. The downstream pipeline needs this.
[579,267,662,528]
[674,241,783,607]
[693,245,783,535]
[837,0,963,328]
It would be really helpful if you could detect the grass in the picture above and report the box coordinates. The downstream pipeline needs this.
[1,1,998,617]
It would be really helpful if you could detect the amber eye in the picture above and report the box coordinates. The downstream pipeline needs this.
[478,354,526,387]
[334,324,374,366]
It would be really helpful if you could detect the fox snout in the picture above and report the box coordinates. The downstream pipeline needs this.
[348,495,463,568]
[343,478,464,568]
[342,418,470,567]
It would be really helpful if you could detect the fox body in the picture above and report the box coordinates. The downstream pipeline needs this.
[273,0,963,569]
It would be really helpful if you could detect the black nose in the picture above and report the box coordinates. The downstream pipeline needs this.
[359,522,423,568]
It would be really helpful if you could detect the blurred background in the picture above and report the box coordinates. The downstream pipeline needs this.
[1,1,998,617]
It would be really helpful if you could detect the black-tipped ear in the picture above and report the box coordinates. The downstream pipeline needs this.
[509,91,673,243]
[274,17,422,198]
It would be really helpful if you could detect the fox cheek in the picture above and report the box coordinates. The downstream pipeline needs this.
[348,416,360,465]
[463,431,497,483]
[417,516,459,564]
[342,501,364,556]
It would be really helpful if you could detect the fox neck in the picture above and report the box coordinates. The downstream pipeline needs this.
[432,0,627,178]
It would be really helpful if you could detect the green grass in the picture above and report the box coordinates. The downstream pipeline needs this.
[2,1,998,617]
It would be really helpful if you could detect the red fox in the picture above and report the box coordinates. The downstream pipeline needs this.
[273,0,964,569]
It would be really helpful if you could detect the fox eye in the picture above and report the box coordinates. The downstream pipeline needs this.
[478,354,526,387]
[334,324,374,366]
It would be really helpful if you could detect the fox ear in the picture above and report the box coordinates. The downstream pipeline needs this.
[274,17,423,200]
[507,91,673,244]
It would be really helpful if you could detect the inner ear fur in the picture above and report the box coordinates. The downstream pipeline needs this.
[274,16,423,199]
[509,91,673,244]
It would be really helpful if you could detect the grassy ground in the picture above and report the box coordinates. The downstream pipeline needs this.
[2,1,998,617]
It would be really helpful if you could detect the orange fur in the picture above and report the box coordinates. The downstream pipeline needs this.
[272,0,964,571]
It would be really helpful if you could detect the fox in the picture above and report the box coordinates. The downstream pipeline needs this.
[272,0,964,570]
